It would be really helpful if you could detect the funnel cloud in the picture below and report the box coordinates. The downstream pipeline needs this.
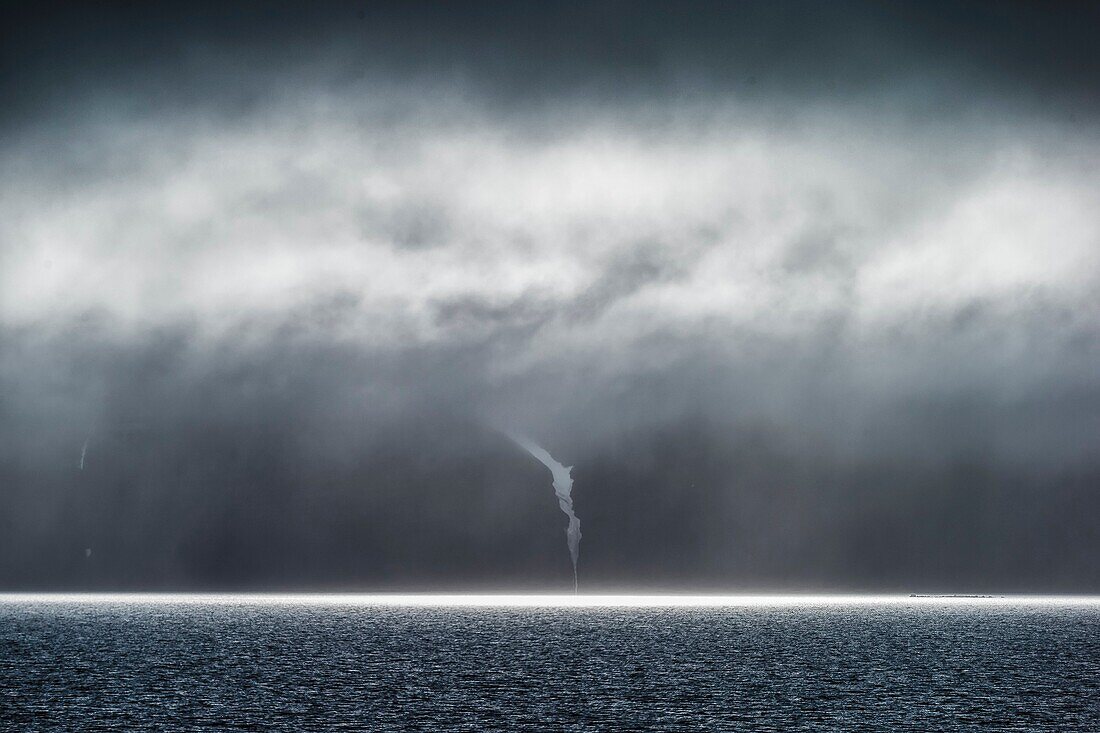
[511,436,582,592]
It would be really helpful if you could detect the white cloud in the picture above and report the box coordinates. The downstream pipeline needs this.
[1,91,1096,367]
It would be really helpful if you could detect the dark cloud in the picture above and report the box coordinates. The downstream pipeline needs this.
[2,322,1098,592]
[6,1,1100,120]
[1,1,1098,591]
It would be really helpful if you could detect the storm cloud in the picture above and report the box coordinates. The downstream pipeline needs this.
[1,1,1097,591]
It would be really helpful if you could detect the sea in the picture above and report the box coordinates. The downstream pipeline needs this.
[1,595,1097,731]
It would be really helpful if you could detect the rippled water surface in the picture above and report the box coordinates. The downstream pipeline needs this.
[2,598,1098,731]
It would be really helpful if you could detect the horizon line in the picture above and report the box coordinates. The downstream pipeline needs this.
[2,593,1100,607]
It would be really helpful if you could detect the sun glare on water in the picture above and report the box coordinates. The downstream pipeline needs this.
[1,594,1097,607]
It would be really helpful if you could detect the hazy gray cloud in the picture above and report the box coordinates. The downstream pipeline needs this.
[1,1,1098,590]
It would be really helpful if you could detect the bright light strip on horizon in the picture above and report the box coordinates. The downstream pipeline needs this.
[1,594,1099,607]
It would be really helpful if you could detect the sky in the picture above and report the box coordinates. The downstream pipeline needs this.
[1,1,1098,592]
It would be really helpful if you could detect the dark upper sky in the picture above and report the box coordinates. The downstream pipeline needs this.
[5,1,1100,122]
[1,1,1098,592]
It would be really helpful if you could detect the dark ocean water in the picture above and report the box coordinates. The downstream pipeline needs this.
[1,598,1098,731]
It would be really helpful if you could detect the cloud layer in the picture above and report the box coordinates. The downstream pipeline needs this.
[1,1,1098,590]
